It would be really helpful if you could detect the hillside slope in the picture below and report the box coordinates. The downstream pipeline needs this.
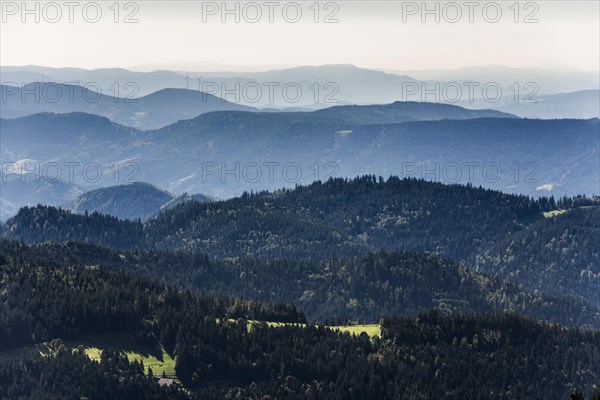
[2,177,556,261]
[2,112,597,197]
[0,83,257,129]
[5,240,597,328]
[474,207,600,306]
[1,242,598,400]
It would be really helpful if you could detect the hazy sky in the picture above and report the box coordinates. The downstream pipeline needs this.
[1,1,598,71]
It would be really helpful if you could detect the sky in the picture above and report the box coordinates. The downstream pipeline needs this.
[0,1,599,72]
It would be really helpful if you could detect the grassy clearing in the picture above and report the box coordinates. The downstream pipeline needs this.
[0,335,176,379]
[543,209,567,218]
[328,324,381,337]
[236,319,380,337]
[67,334,177,378]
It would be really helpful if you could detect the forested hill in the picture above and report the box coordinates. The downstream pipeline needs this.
[2,240,599,328]
[0,240,305,352]
[474,207,600,307]
[2,243,599,400]
[1,176,563,261]
[2,316,599,400]
[1,205,146,249]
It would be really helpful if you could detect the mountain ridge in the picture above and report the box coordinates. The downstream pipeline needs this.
[0,82,257,130]
[2,112,597,199]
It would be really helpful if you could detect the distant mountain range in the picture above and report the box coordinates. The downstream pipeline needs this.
[313,101,514,124]
[2,64,598,118]
[401,65,599,94]
[2,105,597,199]
[495,90,600,119]
[1,65,190,97]
[1,64,422,106]
[0,101,527,217]
[0,83,256,130]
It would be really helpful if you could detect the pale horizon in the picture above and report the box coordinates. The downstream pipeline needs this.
[1,62,598,75]
[1,1,598,71]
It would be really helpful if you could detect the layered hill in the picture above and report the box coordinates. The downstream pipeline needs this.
[70,182,174,221]
[0,177,560,261]
[2,111,598,198]
[0,83,256,129]
[313,101,514,124]
[497,89,600,119]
